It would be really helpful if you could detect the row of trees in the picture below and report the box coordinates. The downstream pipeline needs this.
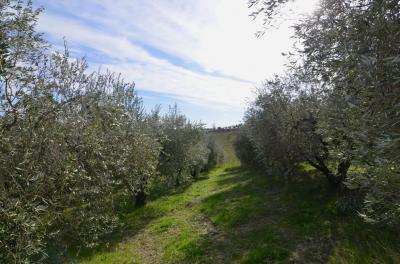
[238,0,399,226]
[0,1,223,263]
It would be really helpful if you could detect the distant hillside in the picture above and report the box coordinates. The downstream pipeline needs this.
[205,124,242,133]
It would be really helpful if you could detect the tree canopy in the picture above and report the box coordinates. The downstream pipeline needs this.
[237,0,400,226]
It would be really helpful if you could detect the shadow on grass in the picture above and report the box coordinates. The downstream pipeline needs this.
[56,165,400,263]
[172,167,400,264]
[49,179,198,263]
[166,166,293,263]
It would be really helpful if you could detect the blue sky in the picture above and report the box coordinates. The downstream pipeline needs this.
[33,0,317,127]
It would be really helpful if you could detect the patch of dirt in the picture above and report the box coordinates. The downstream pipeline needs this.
[288,237,335,264]
[186,197,204,208]
[129,232,164,264]
[193,214,219,236]
[235,215,282,235]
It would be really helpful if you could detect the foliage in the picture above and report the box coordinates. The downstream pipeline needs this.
[204,136,224,171]
[237,74,351,185]
[242,0,400,226]
[157,105,211,185]
[234,129,262,168]
[0,1,219,263]
[248,0,293,32]
[297,0,400,225]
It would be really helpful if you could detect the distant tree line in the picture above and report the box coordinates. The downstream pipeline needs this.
[0,1,224,262]
[237,0,399,227]
[206,124,242,133]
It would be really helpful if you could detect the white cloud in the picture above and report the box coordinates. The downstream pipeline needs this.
[36,0,318,124]
[38,11,255,110]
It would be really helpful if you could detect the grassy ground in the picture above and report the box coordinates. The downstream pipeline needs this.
[74,162,399,264]
[70,132,399,263]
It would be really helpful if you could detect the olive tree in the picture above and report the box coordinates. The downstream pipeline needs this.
[294,0,400,224]
[204,136,225,171]
[0,1,161,262]
[158,105,208,186]
[247,0,400,225]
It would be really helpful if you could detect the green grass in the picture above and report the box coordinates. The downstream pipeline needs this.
[69,132,399,263]
[72,163,399,264]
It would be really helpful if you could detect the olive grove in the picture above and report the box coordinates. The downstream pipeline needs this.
[0,1,223,262]
[238,0,399,226]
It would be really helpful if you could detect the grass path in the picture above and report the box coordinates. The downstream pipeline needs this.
[78,164,399,264]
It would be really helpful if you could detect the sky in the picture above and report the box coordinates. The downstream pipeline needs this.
[33,0,318,127]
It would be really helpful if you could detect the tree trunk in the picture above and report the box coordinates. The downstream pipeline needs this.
[337,160,351,192]
[175,169,182,187]
[0,175,4,191]
[308,158,338,187]
[307,157,350,189]
[191,165,200,179]
[135,190,146,208]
